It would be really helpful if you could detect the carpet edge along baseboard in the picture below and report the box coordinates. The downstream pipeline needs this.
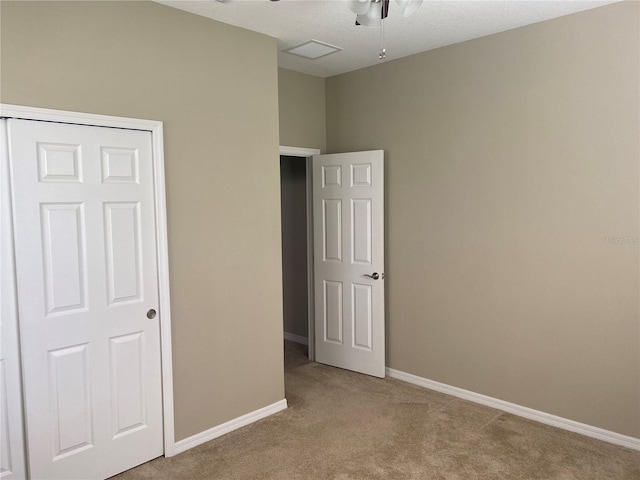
[386,367,639,451]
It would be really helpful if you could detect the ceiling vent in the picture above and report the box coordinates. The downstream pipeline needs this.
[283,40,342,60]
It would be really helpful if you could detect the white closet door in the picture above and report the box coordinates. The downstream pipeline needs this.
[313,151,385,378]
[8,119,163,479]
[1,119,27,480]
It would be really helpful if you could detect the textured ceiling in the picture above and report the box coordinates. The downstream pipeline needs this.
[157,0,620,77]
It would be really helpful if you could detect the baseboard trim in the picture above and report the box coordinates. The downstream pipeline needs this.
[386,368,639,451]
[283,331,308,346]
[173,399,288,455]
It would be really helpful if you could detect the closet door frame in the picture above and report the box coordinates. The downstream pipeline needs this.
[0,103,176,459]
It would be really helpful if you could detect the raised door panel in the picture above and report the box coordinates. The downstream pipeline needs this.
[109,332,147,438]
[351,284,373,351]
[38,142,83,183]
[104,202,143,306]
[323,281,343,344]
[41,203,88,316]
[48,345,94,460]
[322,165,342,188]
[350,163,371,187]
[101,147,139,184]
[322,199,342,263]
[351,199,372,265]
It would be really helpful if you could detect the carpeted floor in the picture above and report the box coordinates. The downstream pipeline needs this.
[114,341,639,479]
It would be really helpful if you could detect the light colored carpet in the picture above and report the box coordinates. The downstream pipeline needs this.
[114,341,639,479]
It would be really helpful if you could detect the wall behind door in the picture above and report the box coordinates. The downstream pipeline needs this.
[280,156,309,339]
[1,0,284,441]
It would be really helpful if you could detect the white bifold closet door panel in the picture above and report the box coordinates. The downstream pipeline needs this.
[312,151,385,378]
[0,119,28,480]
[8,119,163,479]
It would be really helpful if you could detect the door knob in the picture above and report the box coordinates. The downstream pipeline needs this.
[363,272,380,280]
[147,309,157,319]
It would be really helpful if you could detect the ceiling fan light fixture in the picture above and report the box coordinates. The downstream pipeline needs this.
[348,0,421,59]
[346,0,372,15]
[356,1,383,27]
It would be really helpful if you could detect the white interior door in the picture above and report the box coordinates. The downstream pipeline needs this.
[0,120,27,480]
[313,151,385,378]
[8,119,163,479]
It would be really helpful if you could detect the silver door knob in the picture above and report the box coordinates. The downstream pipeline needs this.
[363,272,380,280]
[147,309,157,319]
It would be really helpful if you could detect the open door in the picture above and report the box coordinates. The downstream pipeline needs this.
[312,151,385,377]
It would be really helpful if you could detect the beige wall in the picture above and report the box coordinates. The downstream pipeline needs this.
[326,2,640,437]
[1,1,285,441]
[278,68,326,151]
[280,156,309,338]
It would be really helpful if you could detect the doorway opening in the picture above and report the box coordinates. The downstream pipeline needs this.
[279,146,319,361]
[279,147,386,377]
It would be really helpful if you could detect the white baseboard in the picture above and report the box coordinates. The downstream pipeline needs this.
[386,368,640,451]
[173,399,288,455]
[284,331,308,346]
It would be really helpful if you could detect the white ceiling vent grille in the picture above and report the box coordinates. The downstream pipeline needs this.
[283,40,342,60]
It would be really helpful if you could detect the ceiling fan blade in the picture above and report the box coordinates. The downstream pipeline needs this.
[395,0,423,17]
[346,0,372,15]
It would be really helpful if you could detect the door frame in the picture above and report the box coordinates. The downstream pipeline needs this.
[0,103,176,457]
[279,146,320,361]
[1,118,28,479]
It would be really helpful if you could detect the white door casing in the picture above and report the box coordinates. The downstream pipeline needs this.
[313,151,385,378]
[8,119,164,479]
[0,120,28,480]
